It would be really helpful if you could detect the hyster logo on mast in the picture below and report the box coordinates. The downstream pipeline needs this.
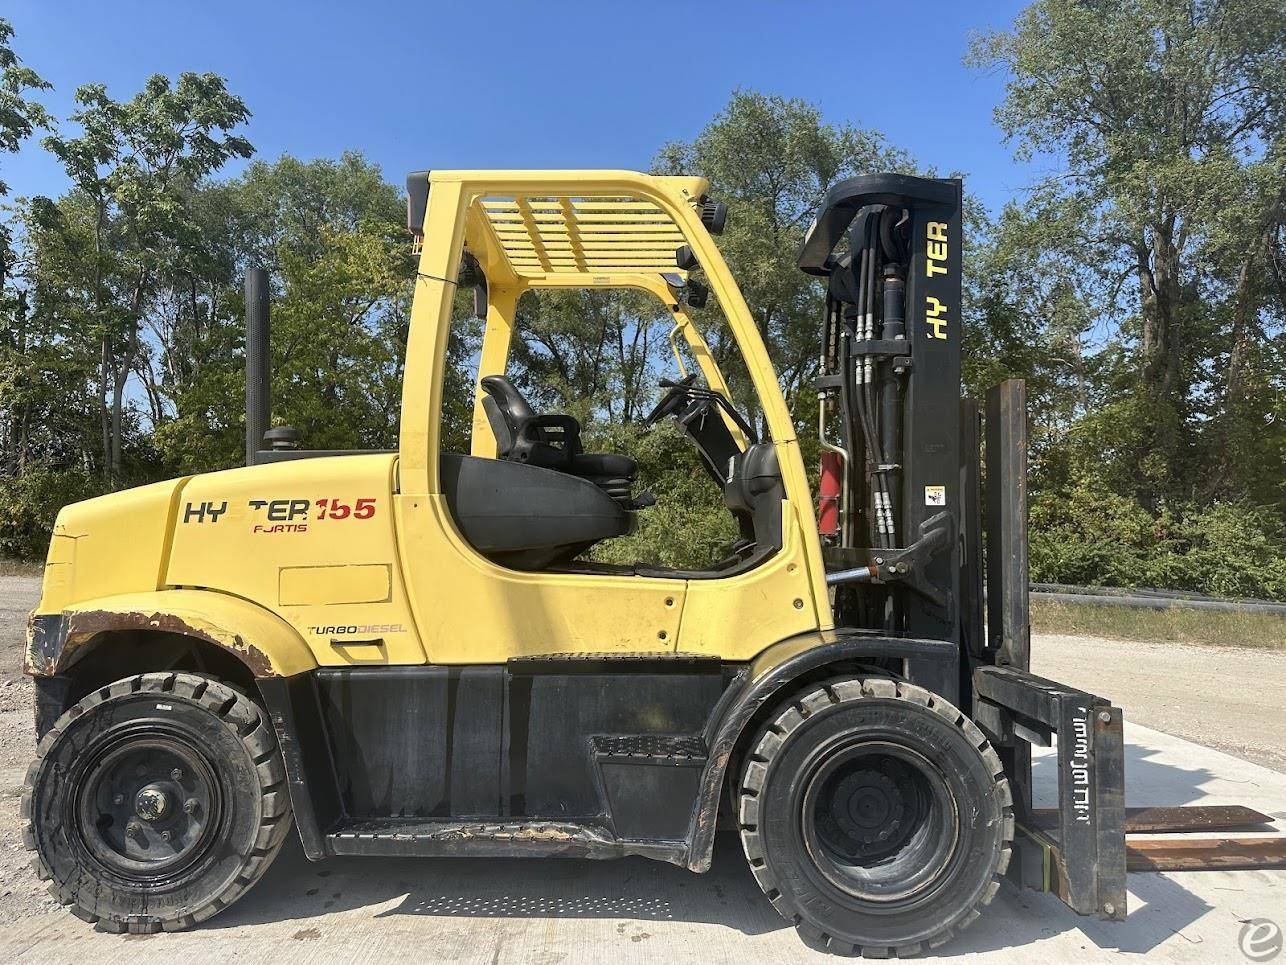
[926,296,949,340]
[925,220,950,340]
[925,220,949,276]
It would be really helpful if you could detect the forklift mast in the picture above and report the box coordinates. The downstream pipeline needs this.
[799,174,1129,922]
[801,175,968,694]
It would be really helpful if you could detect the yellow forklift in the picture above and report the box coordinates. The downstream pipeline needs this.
[23,169,1131,954]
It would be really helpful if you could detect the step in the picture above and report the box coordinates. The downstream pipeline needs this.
[328,819,619,858]
[325,818,686,862]
[591,734,708,763]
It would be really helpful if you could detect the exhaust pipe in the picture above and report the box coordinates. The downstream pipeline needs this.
[245,267,270,467]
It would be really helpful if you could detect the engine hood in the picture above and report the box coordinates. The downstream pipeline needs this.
[34,477,188,615]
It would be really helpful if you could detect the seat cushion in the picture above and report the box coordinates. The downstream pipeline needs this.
[568,452,637,479]
[441,453,630,570]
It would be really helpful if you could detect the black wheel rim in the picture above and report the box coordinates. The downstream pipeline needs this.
[72,728,223,881]
[801,740,959,905]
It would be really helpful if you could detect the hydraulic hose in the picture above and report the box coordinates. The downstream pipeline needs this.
[879,259,906,544]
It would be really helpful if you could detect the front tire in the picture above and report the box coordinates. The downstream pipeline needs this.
[738,677,1013,957]
[22,671,293,933]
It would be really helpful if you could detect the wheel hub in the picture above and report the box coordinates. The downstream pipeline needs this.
[73,733,221,880]
[802,742,960,904]
[832,769,905,846]
[134,784,171,821]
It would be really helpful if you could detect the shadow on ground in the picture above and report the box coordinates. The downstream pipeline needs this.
[212,832,788,937]
[211,750,1218,960]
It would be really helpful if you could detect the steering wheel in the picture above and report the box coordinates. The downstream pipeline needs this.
[643,373,699,428]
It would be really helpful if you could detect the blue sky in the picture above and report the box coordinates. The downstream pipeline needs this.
[4,0,1038,215]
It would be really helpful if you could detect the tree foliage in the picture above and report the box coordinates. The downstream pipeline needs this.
[967,0,1286,595]
[0,17,51,197]
[38,72,253,484]
[969,0,1286,506]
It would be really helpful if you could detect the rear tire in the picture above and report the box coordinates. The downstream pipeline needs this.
[22,671,293,933]
[738,677,1012,957]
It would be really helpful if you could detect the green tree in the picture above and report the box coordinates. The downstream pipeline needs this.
[225,154,415,454]
[969,0,1286,506]
[0,17,51,196]
[509,287,670,426]
[41,72,252,484]
[0,16,53,480]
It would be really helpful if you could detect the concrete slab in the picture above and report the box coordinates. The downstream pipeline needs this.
[2,722,1283,963]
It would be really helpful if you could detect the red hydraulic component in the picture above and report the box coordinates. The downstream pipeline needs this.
[818,451,841,537]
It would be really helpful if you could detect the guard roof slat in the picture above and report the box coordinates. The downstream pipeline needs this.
[485,212,677,225]
[478,189,696,277]
[481,200,665,213]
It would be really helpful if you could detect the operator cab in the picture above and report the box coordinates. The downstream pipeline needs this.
[426,178,786,576]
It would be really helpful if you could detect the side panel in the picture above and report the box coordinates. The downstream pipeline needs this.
[166,454,424,666]
[315,667,503,818]
[304,660,726,834]
[675,505,822,659]
[35,478,187,616]
[507,660,724,818]
[394,494,687,662]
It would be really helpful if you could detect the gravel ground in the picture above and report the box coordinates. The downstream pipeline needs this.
[1034,633,1286,773]
[0,572,1282,940]
[0,575,51,924]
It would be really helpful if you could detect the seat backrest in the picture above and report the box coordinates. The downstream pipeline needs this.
[480,375,537,458]
[481,395,515,456]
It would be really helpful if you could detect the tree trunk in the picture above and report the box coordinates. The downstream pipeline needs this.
[99,335,111,484]
[109,324,138,485]
[93,199,111,485]
[109,273,150,485]
[1138,223,1183,398]
[1225,229,1269,409]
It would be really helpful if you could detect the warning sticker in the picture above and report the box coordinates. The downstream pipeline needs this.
[924,485,946,507]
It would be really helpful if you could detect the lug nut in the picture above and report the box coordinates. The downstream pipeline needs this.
[126,821,142,838]
[183,799,198,815]
[170,768,184,781]
[160,830,172,842]
[112,794,125,806]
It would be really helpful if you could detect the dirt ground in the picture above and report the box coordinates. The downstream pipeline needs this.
[1,573,1283,941]
[0,575,52,923]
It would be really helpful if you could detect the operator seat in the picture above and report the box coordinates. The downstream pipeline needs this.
[480,375,638,504]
